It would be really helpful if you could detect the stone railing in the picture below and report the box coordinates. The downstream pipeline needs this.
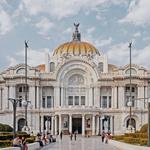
[1,142,40,150]
[109,140,150,150]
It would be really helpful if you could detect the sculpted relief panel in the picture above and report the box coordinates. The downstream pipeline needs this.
[68,74,84,85]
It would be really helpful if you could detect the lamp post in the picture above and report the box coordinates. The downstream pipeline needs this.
[22,99,32,131]
[8,98,21,138]
[128,42,132,132]
[24,40,28,129]
[148,101,150,146]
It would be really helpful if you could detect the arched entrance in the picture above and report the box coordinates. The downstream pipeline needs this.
[18,118,25,131]
[126,118,136,130]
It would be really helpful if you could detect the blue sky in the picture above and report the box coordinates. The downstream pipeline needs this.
[0,0,150,71]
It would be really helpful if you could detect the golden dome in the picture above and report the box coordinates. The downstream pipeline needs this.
[53,41,100,57]
[53,23,100,57]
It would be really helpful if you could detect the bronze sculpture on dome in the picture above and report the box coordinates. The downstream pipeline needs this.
[74,23,80,31]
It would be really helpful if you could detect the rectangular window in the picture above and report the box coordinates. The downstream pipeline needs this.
[81,96,85,105]
[125,87,130,92]
[109,96,111,108]
[75,96,79,105]
[47,96,51,108]
[102,96,107,108]
[68,96,73,105]
[132,87,135,92]
[42,97,45,108]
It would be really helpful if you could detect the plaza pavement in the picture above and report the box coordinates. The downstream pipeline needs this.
[41,135,121,150]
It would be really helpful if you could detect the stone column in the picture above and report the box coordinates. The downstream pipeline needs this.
[99,116,101,135]
[118,86,124,108]
[54,86,60,107]
[9,86,16,110]
[94,87,99,107]
[92,115,95,135]
[138,86,144,108]
[29,86,35,109]
[61,87,64,106]
[41,115,44,133]
[112,86,117,109]
[82,115,85,136]
[112,116,114,135]
[55,116,58,135]
[37,86,40,109]
[0,88,2,110]
[59,114,62,134]
[100,117,103,134]
[51,116,54,135]
[96,116,100,135]
[89,88,93,106]
[69,114,72,134]
[4,86,8,110]
[39,87,42,109]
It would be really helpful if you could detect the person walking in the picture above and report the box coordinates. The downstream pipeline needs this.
[101,131,105,143]
[60,131,63,140]
[105,133,108,144]
[70,132,73,141]
[74,131,77,141]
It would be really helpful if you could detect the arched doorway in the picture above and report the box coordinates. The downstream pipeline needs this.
[126,118,136,130]
[18,118,25,131]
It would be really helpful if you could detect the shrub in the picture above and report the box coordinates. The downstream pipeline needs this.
[112,135,124,141]
[124,137,140,144]
[0,123,13,132]
[140,124,148,133]
[0,140,12,148]
[140,138,147,146]
[0,135,13,140]
[26,137,35,143]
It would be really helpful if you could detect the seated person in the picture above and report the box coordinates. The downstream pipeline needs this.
[35,133,43,147]
[13,136,21,147]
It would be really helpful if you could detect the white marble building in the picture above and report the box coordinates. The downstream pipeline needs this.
[0,24,149,136]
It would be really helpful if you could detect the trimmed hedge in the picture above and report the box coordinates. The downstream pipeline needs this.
[0,140,12,148]
[0,123,13,132]
[123,137,140,144]
[26,137,35,143]
[140,138,147,146]
[140,124,148,133]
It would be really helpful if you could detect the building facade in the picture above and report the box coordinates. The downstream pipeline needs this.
[0,25,149,136]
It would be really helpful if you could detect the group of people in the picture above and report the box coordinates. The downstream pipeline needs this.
[101,131,111,144]
[13,136,28,150]
[35,133,56,147]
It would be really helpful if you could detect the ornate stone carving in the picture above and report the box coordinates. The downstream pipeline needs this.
[68,74,84,85]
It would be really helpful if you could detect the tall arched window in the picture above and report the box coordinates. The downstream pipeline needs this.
[126,118,136,130]
[50,62,55,72]
[125,68,137,75]
[98,62,103,72]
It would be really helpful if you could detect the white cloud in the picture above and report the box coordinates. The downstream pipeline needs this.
[7,56,18,67]
[87,27,95,34]
[133,32,141,38]
[106,42,150,68]
[35,17,54,35]
[7,48,49,67]
[21,0,126,20]
[95,37,112,48]
[63,27,73,34]
[17,48,48,66]
[106,42,129,66]
[119,0,150,25]
[0,9,13,35]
